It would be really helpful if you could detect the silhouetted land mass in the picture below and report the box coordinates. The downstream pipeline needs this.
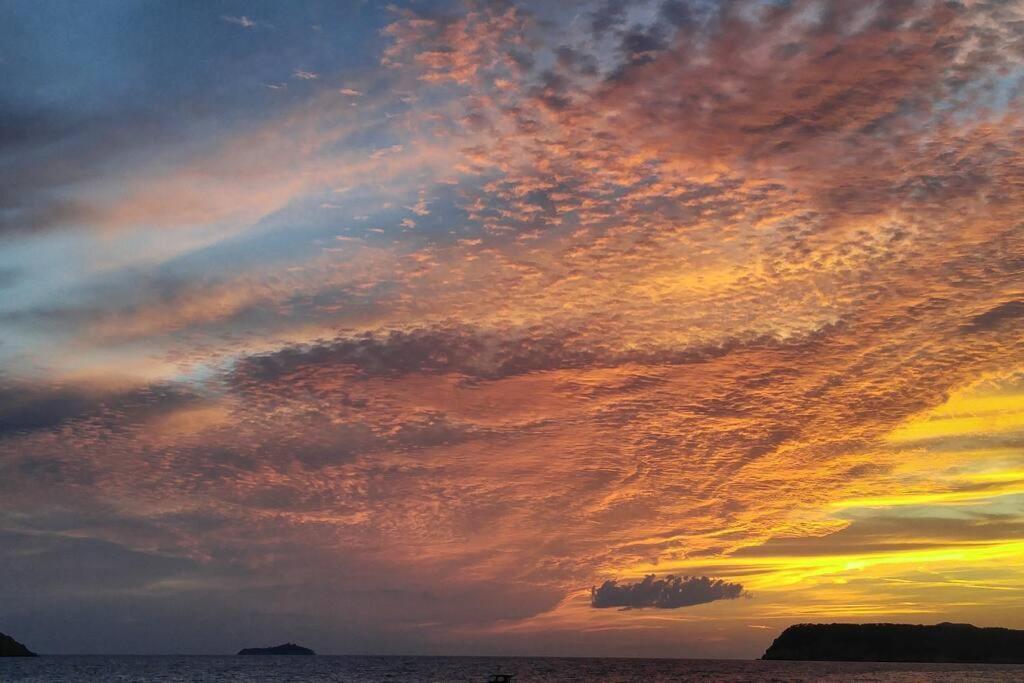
[0,633,37,656]
[237,642,315,655]
[762,623,1024,663]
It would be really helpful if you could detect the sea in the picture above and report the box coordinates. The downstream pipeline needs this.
[2,656,1024,682]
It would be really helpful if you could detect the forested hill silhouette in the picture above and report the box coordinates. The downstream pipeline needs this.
[237,642,315,655]
[762,623,1024,663]
[0,633,37,656]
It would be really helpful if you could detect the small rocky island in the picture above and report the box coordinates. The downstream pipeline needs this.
[237,642,315,655]
[763,622,1024,663]
[0,633,37,657]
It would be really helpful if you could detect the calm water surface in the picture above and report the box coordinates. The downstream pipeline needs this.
[2,655,1024,682]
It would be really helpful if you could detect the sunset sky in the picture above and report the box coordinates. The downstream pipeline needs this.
[2,0,1024,658]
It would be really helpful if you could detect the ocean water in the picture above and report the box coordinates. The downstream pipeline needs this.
[2,656,1024,682]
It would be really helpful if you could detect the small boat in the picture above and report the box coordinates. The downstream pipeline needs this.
[487,675,515,683]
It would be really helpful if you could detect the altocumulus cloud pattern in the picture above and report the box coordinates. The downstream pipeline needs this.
[591,575,747,609]
[1,0,1024,660]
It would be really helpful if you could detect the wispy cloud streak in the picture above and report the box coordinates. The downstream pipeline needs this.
[2,0,1024,657]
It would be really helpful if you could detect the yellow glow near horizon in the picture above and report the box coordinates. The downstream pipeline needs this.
[886,389,1024,443]
[5,0,1024,657]
[582,371,1024,632]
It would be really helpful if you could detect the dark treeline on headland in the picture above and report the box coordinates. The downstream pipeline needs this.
[237,642,315,655]
[0,633,36,657]
[763,623,1024,663]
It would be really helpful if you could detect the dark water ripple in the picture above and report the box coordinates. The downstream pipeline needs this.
[3,655,1024,682]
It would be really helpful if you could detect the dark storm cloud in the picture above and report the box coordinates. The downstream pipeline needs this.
[591,574,746,609]
[228,326,591,383]
[228,324,821,387]
[962,300,1024,333]
[0,380,199,437]
[0,384,96,435]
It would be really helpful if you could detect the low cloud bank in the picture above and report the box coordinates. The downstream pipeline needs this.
[591,574,746,609]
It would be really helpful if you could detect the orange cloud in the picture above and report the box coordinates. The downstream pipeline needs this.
[4,0,1024,656]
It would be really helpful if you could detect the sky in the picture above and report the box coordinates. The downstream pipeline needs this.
[1,0,1024,659]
